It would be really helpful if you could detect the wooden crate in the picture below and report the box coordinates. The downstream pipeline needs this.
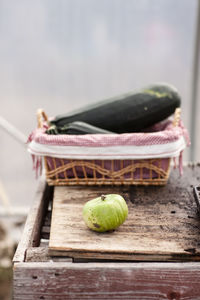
[13,164,200,299]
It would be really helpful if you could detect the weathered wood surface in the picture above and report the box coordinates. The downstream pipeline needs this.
[49,165,200,260]
[25,247,72,262]
[13,261,200,300]
[13,165,200,299]
[13,177,53,263]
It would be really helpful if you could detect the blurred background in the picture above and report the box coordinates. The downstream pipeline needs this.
[0,0,200,297]
[1,0,200,210]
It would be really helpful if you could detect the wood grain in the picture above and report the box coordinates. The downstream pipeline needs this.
[25,247,72,262]
[13,261,200,299]
[49,165,200,261]
[13,177,52,263]
[13,165,200,299]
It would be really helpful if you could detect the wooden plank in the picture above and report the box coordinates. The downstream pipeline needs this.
[25,247,51,262]
[50,250,200,262]
[49,165,200,260]
[13,261,200,299]
[25,247,72,262]
[13,178,53,263]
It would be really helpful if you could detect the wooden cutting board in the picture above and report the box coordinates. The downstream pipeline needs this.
[48,166,200,261]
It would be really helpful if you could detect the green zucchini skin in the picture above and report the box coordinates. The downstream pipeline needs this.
[51,83,181,133]
[46,121,116,135]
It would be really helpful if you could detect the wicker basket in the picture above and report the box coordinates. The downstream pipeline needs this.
[35,108,181,186]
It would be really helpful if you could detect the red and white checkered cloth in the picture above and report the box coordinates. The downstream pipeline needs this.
[27,118,190,177]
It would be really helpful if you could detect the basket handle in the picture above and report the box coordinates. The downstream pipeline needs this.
[37,109,49,128]
[173,108,181,127]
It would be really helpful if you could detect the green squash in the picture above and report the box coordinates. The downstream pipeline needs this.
[82,194,128,232]
[50,83,181,133]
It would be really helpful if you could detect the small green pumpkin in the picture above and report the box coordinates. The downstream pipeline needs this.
[82,194,128,232]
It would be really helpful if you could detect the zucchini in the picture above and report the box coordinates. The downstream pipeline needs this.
[50,83,181,133]
[46,121,116,135]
